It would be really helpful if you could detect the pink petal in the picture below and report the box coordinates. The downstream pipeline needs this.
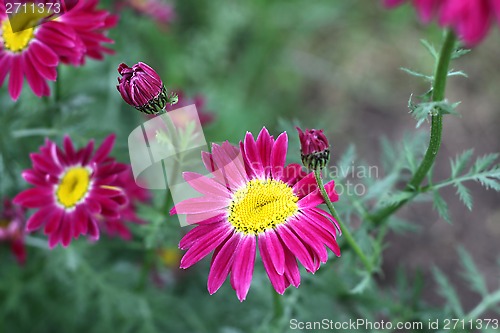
[91,134,116,163]
[276,224,315,272]
[183,172,232,198]
[283,248,301,288]
[256,127,273,177]
[270,132,288,180]
[8,56,24,101]
[44,209,63,235]
[180,226,233,268]
[289,217,328,263]
[179,223,227,250]
[242,132,264,178]
[259,230,285,275]
[14,188,54,208]
[26,207,53,231]
[231,236,256,301]
[173,196,229,215]
[207,234,241,295]
[258,234,288,294]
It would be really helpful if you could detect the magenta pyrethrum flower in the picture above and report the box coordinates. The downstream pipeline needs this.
[58,0,118,63]
[117,62,177,114]
[14,135,128,248]
[0,199,27,264]
[170,127,341,301]
[297,127,330,171]
[0,1,84,100]
[384,0,500,45]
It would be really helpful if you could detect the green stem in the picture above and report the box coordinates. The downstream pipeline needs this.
[370,30,456,225]
[465,289,500,321]
[314,169,372,271]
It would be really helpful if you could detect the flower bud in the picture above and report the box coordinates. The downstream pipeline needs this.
[117,62,177,114]
[296,127,330,171]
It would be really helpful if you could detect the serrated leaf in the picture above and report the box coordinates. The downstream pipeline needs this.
[455,183,472,211]
[420,39,438,60]
[452,48,471,59]
[432,267,464,317]
[400,67,433,81]
[451,149,474,178]
[472,153,499,173]
[447,70,468,78]
[433,191,450,223]
[476,175,500,191]
[457,247,488,297]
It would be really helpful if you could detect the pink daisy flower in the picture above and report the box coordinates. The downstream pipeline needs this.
[14,134,128,248]
[170,127,341,301]
[0,199,27,264]
[384,0,500,45]
[100,166,150,240]
[0,1,84,100]
[58,0,118,63]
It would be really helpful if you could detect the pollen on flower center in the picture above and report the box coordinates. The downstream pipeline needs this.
[228,179,299,235]
[1,18,35,52]
[56,167,91,209]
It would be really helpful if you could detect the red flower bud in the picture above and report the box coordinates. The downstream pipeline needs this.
[117,62,177,114]
[296,127,330,170]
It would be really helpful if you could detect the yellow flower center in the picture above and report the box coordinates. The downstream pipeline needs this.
[56,167,91,209]
[228,179,299,235]
[1,3,54,53]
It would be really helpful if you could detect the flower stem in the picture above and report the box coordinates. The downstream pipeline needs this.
[370,30,456,225]
[314,169,372,271]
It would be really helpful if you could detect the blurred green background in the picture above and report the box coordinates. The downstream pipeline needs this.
[1,0,500,332]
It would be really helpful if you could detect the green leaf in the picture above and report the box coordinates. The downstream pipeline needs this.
[476,175,500,191]
[472,153,499,173]
[451,47,471,59]
[455,183,472,211]
[450,149,474,178]
[420,39,438,60]
[447,70,468,78]
[457,247,488,297]
[400,67,433,81]
[433,191,450,223]
[432,267,464,317]
[408,99,459,128]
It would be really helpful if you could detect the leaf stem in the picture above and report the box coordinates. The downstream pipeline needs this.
[370,30,456,225]
[314,169,372,271]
